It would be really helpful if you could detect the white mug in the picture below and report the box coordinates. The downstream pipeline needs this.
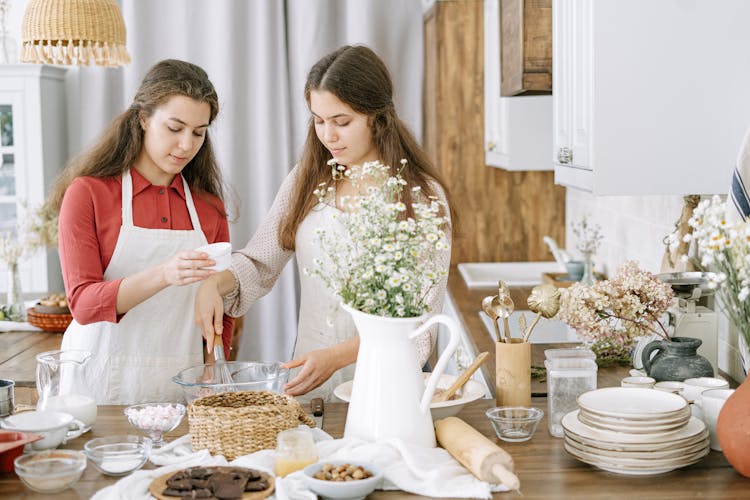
[195,242,231,271]
[621,376,656,389]
[0,410,86,450]
[654,381,686,395]
[693,388,735,451]
[682,377,729,403]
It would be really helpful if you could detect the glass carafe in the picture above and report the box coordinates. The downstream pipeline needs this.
[36,350,97,430]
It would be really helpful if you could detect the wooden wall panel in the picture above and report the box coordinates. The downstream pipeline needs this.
[423,0,565,264]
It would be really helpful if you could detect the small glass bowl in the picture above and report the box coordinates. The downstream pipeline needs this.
[124,403,185,447]
[486,407,544,442]
[14,449,86,493]
[83,435,151,476]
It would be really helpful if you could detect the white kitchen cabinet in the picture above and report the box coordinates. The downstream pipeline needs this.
[0,65,67,294]
[553,0,750,195]
[484,0,553,171]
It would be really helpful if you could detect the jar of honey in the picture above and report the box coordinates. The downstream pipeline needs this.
[274,428,318,477]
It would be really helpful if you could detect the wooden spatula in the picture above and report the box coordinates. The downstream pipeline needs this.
[433,352,489,403]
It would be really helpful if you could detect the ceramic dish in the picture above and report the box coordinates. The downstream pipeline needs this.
[564,434,710,460]
[576,412,689,435]
[563,441,708,475]
[562,411,707,445]
[303,461,382,500]
[0,431,43,473]
[563,425,707,453]
[577,387,687,419]
[577,405,691,427]
[333,373,486,420]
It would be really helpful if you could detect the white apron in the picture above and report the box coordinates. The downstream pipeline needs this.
[61,170,206,404]
[294,203,357,402]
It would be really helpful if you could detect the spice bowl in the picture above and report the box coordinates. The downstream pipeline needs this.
[124,403,185,447]
[303,460,383,500]
[14,449,87,493]
[83,435,151,476]
[486,406,544,442]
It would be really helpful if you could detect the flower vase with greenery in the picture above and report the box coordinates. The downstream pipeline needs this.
[305,160,455,446]
[571,215,603,286]
[557,260,675,365]
[0,203,59,321]
[305,159,450,318]
[686,195,750,370]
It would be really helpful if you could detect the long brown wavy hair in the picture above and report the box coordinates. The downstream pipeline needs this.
[279,45,455,251]
[47,59,226,215]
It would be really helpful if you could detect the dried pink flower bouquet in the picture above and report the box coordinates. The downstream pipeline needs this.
[557,261,675,349]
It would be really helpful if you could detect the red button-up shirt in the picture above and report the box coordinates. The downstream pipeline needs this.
[58,169,234,356]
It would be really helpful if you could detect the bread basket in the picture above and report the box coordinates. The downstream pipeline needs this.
[188,391,315,460]
[26,307,73,333]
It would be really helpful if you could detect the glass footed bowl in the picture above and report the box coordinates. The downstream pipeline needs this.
[124,403,185,447]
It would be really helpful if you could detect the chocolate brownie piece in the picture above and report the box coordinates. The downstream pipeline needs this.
[244,479,268,492]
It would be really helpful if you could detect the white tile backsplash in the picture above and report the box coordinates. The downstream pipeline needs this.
[566,189,745,382]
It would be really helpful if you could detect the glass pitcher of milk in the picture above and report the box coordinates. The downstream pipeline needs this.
[36,350,97,430]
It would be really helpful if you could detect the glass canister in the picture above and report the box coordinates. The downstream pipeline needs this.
[274,428,318,477]
[545,357,597,438]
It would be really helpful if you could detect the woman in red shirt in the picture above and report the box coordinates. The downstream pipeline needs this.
[47,59,233,404]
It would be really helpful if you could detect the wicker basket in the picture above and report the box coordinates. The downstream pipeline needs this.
[188,391,315,460]
[26,307,73,332]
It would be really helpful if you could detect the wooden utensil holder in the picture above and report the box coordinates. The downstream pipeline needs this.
[495,339,531,407]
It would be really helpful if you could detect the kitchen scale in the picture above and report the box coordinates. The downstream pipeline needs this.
[657,272,718,374]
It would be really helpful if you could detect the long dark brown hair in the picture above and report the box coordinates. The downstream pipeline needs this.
[279,45,455,250]
[48,59,226,215]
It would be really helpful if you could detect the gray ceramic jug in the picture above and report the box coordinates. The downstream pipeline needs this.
[641,337,714,382]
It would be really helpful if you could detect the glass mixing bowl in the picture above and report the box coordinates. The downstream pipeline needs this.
[172,361,289,402]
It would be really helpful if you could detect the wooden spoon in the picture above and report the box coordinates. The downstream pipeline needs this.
[433,352,490,402]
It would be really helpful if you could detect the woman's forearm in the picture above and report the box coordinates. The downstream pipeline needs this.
[116,265,171,314]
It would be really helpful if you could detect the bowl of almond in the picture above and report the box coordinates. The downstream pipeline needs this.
[302,461,382,500]
[34,293,69,314]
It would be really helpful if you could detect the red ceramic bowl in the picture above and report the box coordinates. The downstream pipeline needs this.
[0,430,43,473]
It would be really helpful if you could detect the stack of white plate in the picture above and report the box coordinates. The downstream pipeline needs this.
[562,387,709,475]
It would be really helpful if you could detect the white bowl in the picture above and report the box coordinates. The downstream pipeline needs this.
[0,411,86,450]
[333,373,486,420]
[303,461,382,500]
[195,242,231,271]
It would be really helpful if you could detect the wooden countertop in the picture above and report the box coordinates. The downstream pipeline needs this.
[1,401,748,499]
[0,330,62,388]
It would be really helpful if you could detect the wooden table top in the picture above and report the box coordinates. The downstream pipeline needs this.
[1,401,748,499]
[0,330,62,388]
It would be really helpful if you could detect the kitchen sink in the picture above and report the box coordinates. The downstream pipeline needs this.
[479,311,579,344]
[458,262,563,288]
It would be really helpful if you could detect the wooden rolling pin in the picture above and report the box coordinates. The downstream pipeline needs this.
[433,352,489,403]
[435,416,520,491]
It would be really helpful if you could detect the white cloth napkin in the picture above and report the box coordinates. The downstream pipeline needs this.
[92,425,508,500]
[0,320,42,332]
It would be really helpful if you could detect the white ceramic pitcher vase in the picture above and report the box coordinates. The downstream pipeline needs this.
[342,303,460,448]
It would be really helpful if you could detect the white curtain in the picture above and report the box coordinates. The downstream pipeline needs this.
[30,0,424,363]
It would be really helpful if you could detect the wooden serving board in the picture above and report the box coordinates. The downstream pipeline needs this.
[148,466,274,500]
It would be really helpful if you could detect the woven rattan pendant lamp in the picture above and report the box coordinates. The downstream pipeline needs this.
[20,0,130,67]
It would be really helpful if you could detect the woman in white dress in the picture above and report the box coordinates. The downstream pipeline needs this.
[194,45,455,401]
